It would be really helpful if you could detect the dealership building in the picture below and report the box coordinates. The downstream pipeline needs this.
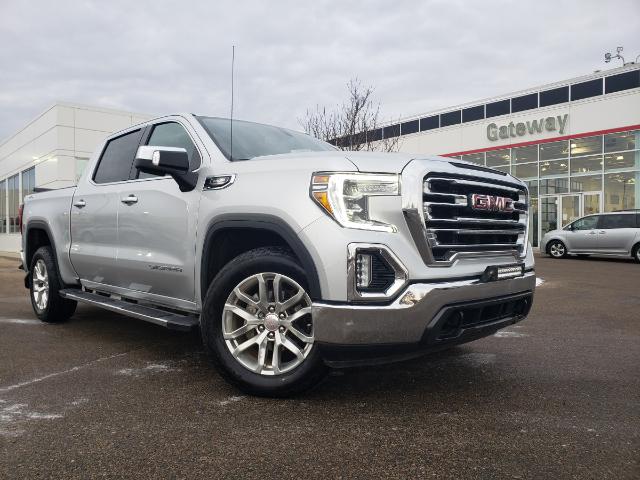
[386,63,640,248]
[0,102,150,252]
[1,64,639,252]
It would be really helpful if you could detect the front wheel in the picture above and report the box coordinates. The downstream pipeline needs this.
[547,240,567,259]
[201,247,327,397]
[632,243,640,263]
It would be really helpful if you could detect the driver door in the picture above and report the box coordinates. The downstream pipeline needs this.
[565,215,601,251]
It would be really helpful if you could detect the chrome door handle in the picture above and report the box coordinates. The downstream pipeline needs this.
[73,199,86,208]
[587,231,597,235]
[598,230,606,234]
[121,194,138,205]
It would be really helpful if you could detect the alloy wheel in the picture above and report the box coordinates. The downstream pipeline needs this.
[222,272,313,376]
[32,259,49,311]
[549,242,565,258]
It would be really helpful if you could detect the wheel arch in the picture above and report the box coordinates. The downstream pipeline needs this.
[200,214,322,301]
[24,220,57,288]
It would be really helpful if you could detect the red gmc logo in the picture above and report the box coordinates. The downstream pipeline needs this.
[471,194,515,212]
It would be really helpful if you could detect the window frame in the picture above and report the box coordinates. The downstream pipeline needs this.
[598,213,636,230]
[568,215,599,231]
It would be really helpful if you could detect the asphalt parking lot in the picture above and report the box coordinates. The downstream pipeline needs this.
[0,253,638,479]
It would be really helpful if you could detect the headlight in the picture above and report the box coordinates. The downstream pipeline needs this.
[310,172,400,232]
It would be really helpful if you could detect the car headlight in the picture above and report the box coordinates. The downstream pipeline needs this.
[310,172,400,232]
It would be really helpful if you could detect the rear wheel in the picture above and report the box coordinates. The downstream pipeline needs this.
[632,243,640,263]
[29,246,77,322]
[201,247,327,397]
[547,240,567,259]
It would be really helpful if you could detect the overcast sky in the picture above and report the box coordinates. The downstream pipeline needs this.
[1,0,639,140]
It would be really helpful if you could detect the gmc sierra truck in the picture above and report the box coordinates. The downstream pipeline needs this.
[21,114,535,396]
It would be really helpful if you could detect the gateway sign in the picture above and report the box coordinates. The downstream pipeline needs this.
[487,114,568,141]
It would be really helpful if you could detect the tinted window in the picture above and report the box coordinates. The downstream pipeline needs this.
[440,110,461,127]
[511,93,538,112]
[604,130,637,152]
[540,86,569,107]
[367,128,383,142]
[600,214,636,229]
[571,216,599,230]
[383,124,400,138]
[571,79,602,101]
[400,119,419,135]
[486,149,511,166]
[147,122,199,168]
[485,99,510,118]
[605,71,640,94]
[571,135,602,156]
[540,140,569,160]
[420,115,439,131]
[462,105,484,123]
[94,129,142,184]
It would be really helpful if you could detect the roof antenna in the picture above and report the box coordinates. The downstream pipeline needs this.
[230,45,235,161]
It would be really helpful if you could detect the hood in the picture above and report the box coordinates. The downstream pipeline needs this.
[343,151,416,173]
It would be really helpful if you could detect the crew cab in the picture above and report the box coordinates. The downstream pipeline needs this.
[21,114,535,396]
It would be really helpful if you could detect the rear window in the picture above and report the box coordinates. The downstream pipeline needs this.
[599,214,636,229]
[94,129,142,184]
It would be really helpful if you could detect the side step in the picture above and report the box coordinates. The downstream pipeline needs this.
[59,289,200,332]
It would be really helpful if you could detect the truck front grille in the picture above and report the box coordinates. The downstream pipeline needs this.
[423,173,528,262]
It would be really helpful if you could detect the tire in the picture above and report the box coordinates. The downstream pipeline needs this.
[29,246,77,322]
[201,247,327,397]
[547,240,567,259]
[632,243,640,264]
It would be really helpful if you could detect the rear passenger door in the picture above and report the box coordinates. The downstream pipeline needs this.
[115,121,202,306]
[598,214,637,253]
[70,128,143,287]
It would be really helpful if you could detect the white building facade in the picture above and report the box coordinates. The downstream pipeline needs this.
[0,102,150,251]
[380,64,640,248]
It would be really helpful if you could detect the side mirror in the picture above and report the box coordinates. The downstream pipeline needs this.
[134,146,197,192]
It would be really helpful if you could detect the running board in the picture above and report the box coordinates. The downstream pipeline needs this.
[59,289,200,331]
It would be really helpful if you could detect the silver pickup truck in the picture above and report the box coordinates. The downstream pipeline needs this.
[21,114,535,396]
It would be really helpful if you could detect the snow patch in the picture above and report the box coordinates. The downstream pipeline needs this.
[0,318,42,325]
[218,395,246,406]
[494,330,529,338]
[535,277,545,287]
[0,402,63,437]
[116,362,178,377]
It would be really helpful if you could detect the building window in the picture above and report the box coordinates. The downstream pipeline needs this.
[512,145,538,164]
[569,174,602,192]
[604,172,639,211]
[462,105,484,123]
[539,140,569,161]
[604,130,638,152]
[383,124,400,138]
[539,86,569,107]
[485,99,510,118]
[571,78,602,101]
[513,162,538,179]
[21,167,35,200]
[420,115,439,131]
[460,153,485,165]
[540,160,568,177]
[540,178,569,195]
[485,149,511,167]
[605,151,640,171]
[367,128,383,142]
[605,70,640,94]
[440,110,461,127]
[400,119,419,135]
[0,180,5,234]
[7,174,19,234]
[511,93,538,113]
[570,135,602,157]
[570,155,603,174]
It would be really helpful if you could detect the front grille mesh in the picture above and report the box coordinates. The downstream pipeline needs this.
[423,173,528,262]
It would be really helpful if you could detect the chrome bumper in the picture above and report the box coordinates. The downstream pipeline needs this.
[312,271,535,345]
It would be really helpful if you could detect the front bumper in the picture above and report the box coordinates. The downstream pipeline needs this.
[312,271,535,366]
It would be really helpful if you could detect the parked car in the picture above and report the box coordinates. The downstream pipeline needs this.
[20,114,536,396]
[541,210,640,262]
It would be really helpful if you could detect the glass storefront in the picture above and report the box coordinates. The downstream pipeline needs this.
[452,129,640,247]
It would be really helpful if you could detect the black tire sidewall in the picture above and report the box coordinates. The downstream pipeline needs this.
[201,248,326,397]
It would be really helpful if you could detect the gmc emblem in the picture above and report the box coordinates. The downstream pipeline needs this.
[471,194,515,212]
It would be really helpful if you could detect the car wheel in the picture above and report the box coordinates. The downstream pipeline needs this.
[547,240,567,259]
[29,246,77,322]
[633,243,640,264]
[201,247,327,397]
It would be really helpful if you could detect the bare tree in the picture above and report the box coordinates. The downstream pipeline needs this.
[300,79,401,152]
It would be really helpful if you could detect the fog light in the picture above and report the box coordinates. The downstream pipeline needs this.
[355,253,372,289]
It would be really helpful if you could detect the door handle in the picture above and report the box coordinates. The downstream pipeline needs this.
[587,231,597,235]
[121,194,138,205]
[73,199,86,208]
[598,230,606,234]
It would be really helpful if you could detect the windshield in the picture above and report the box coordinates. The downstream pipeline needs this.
[197,117,336,161]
